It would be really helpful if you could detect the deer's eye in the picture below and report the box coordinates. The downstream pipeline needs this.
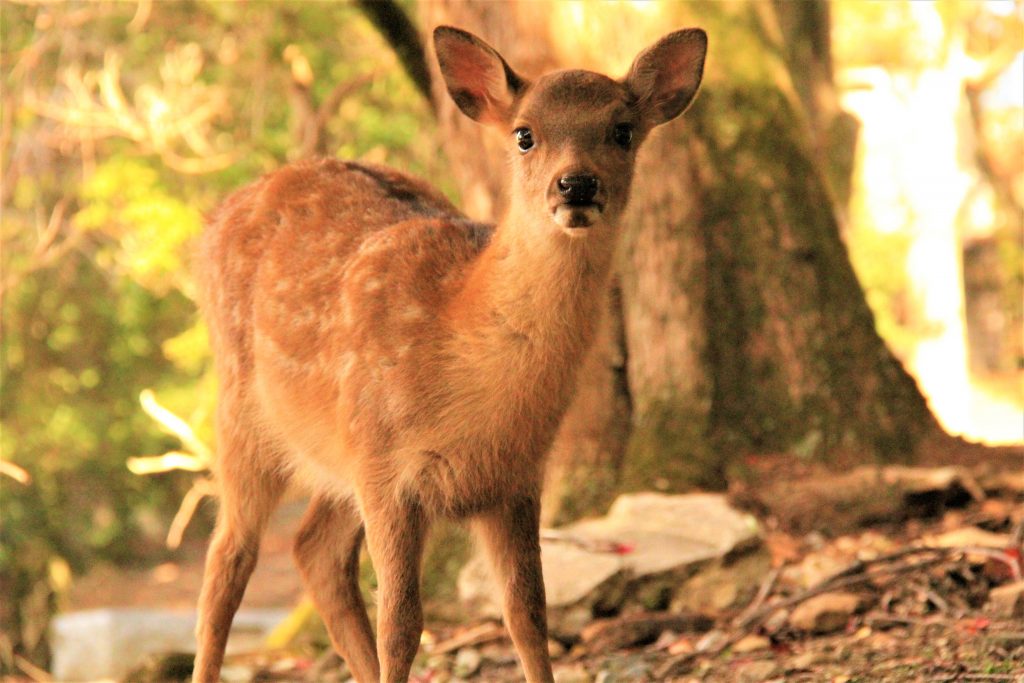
[613,123,633,149]
[515,127,534,153]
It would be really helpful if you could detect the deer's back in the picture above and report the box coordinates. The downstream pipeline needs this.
[198,158,495,491]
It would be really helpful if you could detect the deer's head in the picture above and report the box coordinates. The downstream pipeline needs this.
[434,26,707,238]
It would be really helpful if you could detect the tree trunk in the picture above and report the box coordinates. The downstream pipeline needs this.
[419,1,944,523]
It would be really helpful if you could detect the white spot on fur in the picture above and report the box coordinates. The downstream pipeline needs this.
[400,304,424,322]
[338,351,357,380]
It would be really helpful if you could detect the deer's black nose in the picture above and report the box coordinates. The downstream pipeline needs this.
[558,174,600,205]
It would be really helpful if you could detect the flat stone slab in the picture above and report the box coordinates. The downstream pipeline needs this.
[51,607,288,681]
[568,492,761,576]
[459,492,761,626]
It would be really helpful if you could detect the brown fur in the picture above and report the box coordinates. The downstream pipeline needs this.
[193,26,706,683]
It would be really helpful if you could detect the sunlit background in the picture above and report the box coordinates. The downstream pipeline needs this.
[833,0,1023,444]
[0,0,1021,676]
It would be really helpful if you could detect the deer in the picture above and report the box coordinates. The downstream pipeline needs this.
[192,25,706,683]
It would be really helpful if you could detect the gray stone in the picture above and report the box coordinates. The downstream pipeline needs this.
[458,493,762,633]
[568,493,760,576]
[50,608,287,681]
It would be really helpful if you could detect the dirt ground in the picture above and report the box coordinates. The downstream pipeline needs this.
[69,446,1024,683]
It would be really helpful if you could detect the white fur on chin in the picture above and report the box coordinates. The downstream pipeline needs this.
[553,204,600,235]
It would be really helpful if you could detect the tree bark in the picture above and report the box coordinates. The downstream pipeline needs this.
[418,1,945,523]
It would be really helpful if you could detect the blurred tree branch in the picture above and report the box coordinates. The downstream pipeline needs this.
[0,197,84,301]
[284,43,381,158]
[354,0,433,105]
[26,48,236,174]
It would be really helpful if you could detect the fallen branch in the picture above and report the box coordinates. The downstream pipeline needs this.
[429,622,507,655]
[732,564,783,629]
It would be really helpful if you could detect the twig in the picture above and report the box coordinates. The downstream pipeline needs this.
[824,545,950,583]
[657,546,961,679]
[166,476,216,549]
[295,70,380,159]
[733,564,783,629]
[1011,517,1024,548]
[429,621,507,655]
[14,654,52,682]
[0,459,31,485]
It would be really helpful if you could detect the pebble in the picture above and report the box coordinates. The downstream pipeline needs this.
[736,659,780,683]
[987,580,1024,618]
[453,647,482,678]
[732,634,771,653]
[553,664,593,683]
[788,592,860,633]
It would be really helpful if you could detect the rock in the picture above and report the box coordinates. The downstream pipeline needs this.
[744,465,984,535]
[594,657,652,682]
[569,493,761,575]
[548,639,567,658]
[695,628,728,652]
[50,607,288,682]
[667,634,695,655]
[735,659,780,683]
[121,652,195,683]
[762,608,789,633]
[553,664,592,683]
[457,538,628,633]
[458,493,761,634]
[787,650,821,671]
[732,634,771,653]
[672,547,772,614]
[787,551,847,590]
[980,470,1024,494]
[788,592,861,633]
[453,647,483,678]
[926,526,1011,549]
[593,655,647,683]
[882,465,984,500]
[479,642,517,666]
[987,581,1024,618]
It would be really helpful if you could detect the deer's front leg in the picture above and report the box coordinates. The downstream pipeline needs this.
[362,494,429,683]
[473,496,554,683]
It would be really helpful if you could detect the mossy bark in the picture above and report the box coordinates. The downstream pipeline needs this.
[419,1,944,523]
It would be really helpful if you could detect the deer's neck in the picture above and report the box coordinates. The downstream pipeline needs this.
[451,208,617,362]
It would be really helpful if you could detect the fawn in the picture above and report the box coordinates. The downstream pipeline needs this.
[193,25,706,683]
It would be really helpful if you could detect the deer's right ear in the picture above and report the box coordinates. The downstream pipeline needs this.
[434,26,525,127]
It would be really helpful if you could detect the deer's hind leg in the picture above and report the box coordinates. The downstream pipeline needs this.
[193,419,287,683]
[293,495,379,682]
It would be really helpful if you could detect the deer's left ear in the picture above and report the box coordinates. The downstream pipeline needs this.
[625,28,707,126]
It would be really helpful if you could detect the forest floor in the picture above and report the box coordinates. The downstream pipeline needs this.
[79,444,1024,683]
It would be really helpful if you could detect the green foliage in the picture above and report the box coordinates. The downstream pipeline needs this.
[77,158,203,292]
[0,0,450,670]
